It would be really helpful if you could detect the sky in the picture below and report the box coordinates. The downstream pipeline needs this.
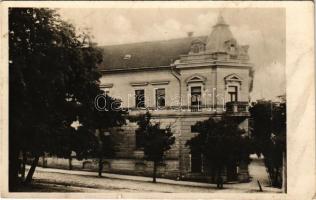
[58,8,285,101]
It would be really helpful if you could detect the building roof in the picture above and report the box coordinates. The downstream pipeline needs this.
[98,36,207,71]
[98,15,243,71]
[205,15,235,53]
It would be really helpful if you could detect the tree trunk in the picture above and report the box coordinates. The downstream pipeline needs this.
[69,157,73,170]
[21,151,27,179]
[24,155,39,184]
[153,161,157,183]
[216,167,223,189]
[267,167,273,185]
[42,154,46,168]
[98,156,103,177]
[97,128,103,177]
[216,168,220,189]
[275,167,281,187]
[9,148,20,191]
[257,180,263,192]
[282,151,287,192]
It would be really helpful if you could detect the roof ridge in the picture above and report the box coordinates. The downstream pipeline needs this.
[98,35,207,48]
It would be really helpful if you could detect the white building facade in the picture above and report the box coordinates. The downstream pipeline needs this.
[97,15,254,182]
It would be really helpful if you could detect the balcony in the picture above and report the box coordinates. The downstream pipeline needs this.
[125,105,226,118]
[190,105,201,112]
[225,101,250,116]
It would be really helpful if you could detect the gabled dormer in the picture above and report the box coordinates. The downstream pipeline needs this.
[189,39,206,54]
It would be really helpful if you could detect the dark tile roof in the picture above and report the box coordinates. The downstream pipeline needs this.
[98,36,207,71]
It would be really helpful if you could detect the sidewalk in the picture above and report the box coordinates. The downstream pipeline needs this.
[32,166,213,188]
[29,165,282,193]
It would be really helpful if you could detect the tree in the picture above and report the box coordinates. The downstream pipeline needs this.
[134,112,175,183]
[9,8,125,189]
[91,94,125,177]
[95,130,115,177]
[249,99,286,188]
[186,117,251,189]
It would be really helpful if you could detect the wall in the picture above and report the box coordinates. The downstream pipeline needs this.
[216,66,250,105]
[110,115,181,160]
[36,112,249,182]
[99,69,180,108]
[179,67,216,108]
[100,64,251,112]
[38,157,180,179]
[175,65,250,111]
[84,64,251,181]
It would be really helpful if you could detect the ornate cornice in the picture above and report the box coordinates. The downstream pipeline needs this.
[150,80,170,85]
[130,82,149,87]
[100,84,113,88]
[100,66,171,74]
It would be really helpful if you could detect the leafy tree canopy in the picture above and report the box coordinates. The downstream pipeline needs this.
[9,8,125,187]
[186,117,251,170]
[135,112,175,162]
[134,112,175,182]
[249,99,286,187]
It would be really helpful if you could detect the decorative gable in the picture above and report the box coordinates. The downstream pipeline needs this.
[185,74,207,86]
[224,74,243,84]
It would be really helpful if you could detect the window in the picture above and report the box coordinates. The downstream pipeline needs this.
[228,86,238,102]
[155,88,165,107]
[191,86,202,106]
[135,89,145,108]
[230,44,235,51]
[192,45,199,53]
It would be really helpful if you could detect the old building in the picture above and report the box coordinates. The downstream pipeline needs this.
[95,15,254,182]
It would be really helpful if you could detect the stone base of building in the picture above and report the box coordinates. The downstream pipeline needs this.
[36,156,180,179]
[34,156,249,183]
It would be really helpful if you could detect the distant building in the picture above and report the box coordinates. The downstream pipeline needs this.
[96,15,254,182]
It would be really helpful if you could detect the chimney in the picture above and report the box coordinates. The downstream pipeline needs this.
[187,31,194,37]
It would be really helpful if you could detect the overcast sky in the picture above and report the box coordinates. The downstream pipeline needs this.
[58,8,285,101]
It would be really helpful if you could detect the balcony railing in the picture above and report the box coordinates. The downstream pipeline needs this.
[226,101,249,114]
[123,104,249,115]
[190,105,201,112]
